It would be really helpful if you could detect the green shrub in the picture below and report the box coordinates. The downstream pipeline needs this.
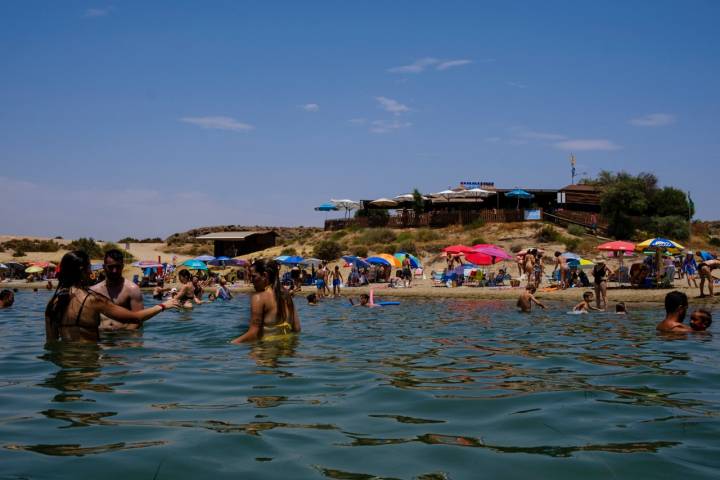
[422,243,445,254]
[536,225,562,243]
[463,219,486,231]
[361,228,397,245]
[68,238,104,258]
[709,237,720,247]
[380,243,398,255]
[102,242,135,261]
[416,229,440,242]
[330,230,347,241]
[280,247,298,256]
[352,245,369,257]
[0,244,4,252]
[470,237,486,246]
[510,244,522,253]
[396,231,414,243]
[648,215,690,241]
[398,241,417,256]
[12,249,25,257]
[567,224,586,236]
[2,238,62,253]
[314,240,344,261]
[562,236,581,251]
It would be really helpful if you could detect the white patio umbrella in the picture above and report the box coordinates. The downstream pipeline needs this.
[430,189,466,202]
[369,198,398,208]
[331,199,361,218]
[462,187,493,200]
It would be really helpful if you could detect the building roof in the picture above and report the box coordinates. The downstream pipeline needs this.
[560,184,601,192]
[195,231,277,240]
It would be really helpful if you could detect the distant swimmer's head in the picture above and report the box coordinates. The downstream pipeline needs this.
[555,251,562,258]
[191,275,200,285]
[58,250,92,289]
[103,248,125,282]
[690,309,712,331]
[0,289,14,308]
[665,290,688,321]
[615,302,627,314]
[178,269,191,283]
[306,293,318,305]
[219,277,227,286]
[526,285,536,294]
[208,293,217,301]
[359,293,370,306]
[582,291,594,302]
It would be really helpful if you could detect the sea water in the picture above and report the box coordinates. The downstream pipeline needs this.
[1,290,719,479]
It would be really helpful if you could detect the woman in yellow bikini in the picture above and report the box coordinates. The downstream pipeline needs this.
[231,259,300,343]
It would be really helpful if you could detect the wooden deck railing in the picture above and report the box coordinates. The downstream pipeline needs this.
[324,209,527,230]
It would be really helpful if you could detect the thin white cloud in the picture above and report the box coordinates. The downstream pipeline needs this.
[369,119,412,134]
[180,116,254,132]
[629,113,675,127]
[436,59,472,70]
[300,103,319,112]
[84,7,113,18]
[554,139,621,151]
[507,81,528,89]
[387,57,473,74]
[375,96,410,115]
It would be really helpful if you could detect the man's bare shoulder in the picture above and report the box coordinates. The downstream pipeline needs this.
[90,281,108,295]
[123,279,142,293]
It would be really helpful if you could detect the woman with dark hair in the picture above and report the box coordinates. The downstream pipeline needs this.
[231,259,300,343]
[45,251,178,342]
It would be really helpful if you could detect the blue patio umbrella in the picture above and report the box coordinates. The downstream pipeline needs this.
[182,259,209,270]
[505,189,533,209]
[194,255,216,262]
[342,255,370,268]
[275,255,290,263]
[314,202,339,212]
[366,256,391,266]
[278,256,304,265]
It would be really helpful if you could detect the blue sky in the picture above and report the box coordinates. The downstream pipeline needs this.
[1,0,718,239]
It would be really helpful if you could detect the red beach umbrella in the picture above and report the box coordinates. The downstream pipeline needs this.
[443,245,475,254]
[597,241,635,253]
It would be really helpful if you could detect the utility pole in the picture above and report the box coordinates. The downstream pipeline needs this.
[570,154,576,184]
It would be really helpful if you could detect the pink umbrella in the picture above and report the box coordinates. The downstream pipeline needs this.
[471,244,513,261]
[597,241,635,252]
[465,252,504,265]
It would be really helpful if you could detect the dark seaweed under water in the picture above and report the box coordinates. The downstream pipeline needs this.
[1,290,719,479]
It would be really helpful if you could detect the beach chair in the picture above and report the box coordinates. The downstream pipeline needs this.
[465,269,484,287]
[658,266,676,288]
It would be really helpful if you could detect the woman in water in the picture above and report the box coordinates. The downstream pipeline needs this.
[231,259,300,343]
[45,251,179,343]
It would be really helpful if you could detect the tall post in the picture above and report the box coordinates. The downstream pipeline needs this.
[570,154,576,184]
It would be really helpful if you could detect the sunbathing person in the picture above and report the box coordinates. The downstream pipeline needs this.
[517,286,546,313]
[45,251,178,343]
[573,291,600,312]
[656,291,691,333]
[690,309,712,332]
[231,259,300,343]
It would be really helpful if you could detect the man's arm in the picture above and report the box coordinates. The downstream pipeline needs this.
[128,283,144,311]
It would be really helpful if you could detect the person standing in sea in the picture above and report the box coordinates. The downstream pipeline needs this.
[90,249,145,330]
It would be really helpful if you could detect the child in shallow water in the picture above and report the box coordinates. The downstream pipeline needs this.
[690,309,712,331]
[573,291,600,312]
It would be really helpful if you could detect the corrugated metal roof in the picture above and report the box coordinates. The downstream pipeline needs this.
[195,231,276,240]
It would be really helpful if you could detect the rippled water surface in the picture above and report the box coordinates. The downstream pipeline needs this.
[1,291,719,479]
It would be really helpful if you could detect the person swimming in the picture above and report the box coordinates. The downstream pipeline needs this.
[175,269,201,308]
[45,251,178,343]
[517,286,546,313]
[0,289,14,309]
[91,249,146,331]
[214,277,233,301]
[690,309,712,331]
[615,302,627,315]
[656,291,691,333]
[306,293,318,305]
[573,291,600,312]
[231,259,300,343]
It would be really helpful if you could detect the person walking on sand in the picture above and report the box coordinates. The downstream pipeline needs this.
[90,249,145,331]
[592,259,612,310]
[553,251,570,289]
[331,265,344,297]
[45,251,178,343]
[231,259,300,343]
[656,291,691,333]
[683,252,699,288]
[517,286,546,313]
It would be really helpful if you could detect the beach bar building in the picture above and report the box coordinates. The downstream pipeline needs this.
[195,231,278,257]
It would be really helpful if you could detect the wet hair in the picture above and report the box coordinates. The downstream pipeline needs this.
[692,309,712,330]
[360,293,370,301]
[45,251,91,334]
[104,248,125,264]
[306,293,317,304]
[554,251,561,257]
[615,302,626,313]
[178,269,191,281]
[253,259,294,323]
[0,289,14,307]
[664,291,688,314]
[526,285,536,293]
[582,291,593,301]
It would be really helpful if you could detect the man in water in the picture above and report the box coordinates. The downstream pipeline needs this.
[574,291,600,312]
[690,309,712,331]
[656,291,691,333]
[0,289,14,309]
[90,249,144,330]
[517,286,546,312]
[697,259,719,297]
[553,251,570,289]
